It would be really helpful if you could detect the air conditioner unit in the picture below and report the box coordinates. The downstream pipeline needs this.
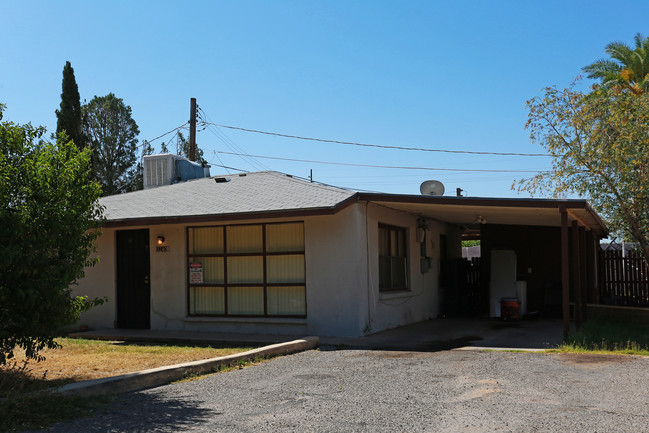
[143,154,211,189]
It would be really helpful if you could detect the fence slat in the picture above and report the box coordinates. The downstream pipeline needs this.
[600,249,649,307]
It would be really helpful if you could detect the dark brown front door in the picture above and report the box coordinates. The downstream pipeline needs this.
[116,229,150,329]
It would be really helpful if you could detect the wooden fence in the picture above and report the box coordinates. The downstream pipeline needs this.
[599,249,649,307]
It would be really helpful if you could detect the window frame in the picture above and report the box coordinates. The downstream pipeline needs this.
[378,223,409,292]
[186,221,306,318]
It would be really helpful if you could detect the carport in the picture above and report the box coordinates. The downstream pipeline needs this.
[358,193,609,338]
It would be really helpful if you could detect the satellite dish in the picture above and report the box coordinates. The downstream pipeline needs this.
[420,180,445,196]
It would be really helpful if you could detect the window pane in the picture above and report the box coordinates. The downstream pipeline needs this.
[228,286,264,315]
[397,230,406,256]
[227,225,263,253]
[268,286,305,315]
[379,227,389,256]
[190,286,225,314]
[227,256,263,283]
[379,224,408,291]
[379,256,391,289]
[192,257,224,284]
[266,223,304,252]
[391,256,407,288]
[189,227,224,254]
[267,255,305,283]
[189,257,224,284]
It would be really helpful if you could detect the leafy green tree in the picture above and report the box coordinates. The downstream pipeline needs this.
[173,131,208,166]
[0,104,104,365]
[583,33,649,95]
[130,139,154,191]
[55,61,86,150]
[83,93,140,195]
[515,84,649,263]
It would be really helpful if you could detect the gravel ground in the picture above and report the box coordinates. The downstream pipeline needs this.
[42,349,649,432]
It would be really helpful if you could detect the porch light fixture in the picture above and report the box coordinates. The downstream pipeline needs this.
[157,236,165,245]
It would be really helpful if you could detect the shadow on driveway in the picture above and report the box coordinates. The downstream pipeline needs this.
[40,391,217,433]
[319,318,565,352]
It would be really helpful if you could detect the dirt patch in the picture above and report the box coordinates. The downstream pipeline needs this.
[457,387,501,401]
[455,378,502,401]
[367,351,428,359]
[557,353,634,369]
[478,379,499,385]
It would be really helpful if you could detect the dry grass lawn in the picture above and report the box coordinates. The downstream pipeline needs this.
[0,339,256,431]
[3,338,253,385]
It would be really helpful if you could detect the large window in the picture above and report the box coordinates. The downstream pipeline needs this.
[187,222,306,317]
[379,224,408,291]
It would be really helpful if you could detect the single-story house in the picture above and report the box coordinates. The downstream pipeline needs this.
[73,170,608,337]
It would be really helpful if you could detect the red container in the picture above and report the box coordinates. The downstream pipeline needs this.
[500,297,520,320]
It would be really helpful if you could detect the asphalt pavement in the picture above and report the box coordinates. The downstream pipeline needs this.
[41,348,649,432]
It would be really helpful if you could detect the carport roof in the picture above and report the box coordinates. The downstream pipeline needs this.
[357,192,609,237]
[100,170,608,236]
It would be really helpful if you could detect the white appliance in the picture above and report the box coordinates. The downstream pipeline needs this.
[489,249,517,317]
[516,280,527,316]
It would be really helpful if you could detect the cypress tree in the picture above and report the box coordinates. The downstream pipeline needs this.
[55,61,85,150]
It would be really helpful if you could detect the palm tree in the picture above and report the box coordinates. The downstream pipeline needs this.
[583,33,649,95]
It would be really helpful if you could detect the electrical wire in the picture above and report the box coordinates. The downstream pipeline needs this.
[197,107,271,171]
[142,122,189,146]
[207,150,548,173]
[205,123,267,171]
[208,163,248,173]
[200,122,550,157]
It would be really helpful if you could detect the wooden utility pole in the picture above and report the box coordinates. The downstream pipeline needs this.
[189,97,197,161]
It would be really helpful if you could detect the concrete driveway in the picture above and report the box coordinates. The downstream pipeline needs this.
[42,347,649,432]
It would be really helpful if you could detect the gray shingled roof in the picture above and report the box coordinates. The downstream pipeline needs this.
[100,171,357,222]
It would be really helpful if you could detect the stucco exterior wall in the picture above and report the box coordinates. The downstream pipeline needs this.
[303,205,367,336]
[74,205,369,337]
[73,202,450,337]
[74,229,116,330]
[361,202,444,334]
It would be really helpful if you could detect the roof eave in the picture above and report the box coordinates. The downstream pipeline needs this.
[101,194,359,228]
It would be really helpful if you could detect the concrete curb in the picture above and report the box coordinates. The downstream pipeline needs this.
[55,336,319,397]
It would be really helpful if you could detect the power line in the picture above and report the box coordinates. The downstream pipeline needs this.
[208,150,547,173]
[197,108,271,171]
[200,122,550,157]
[209,163,249,173]
[144,122,189,145]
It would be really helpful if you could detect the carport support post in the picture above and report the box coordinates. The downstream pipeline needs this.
[587,231,598,304]
[560,207,570,340]
[572,221,582,330]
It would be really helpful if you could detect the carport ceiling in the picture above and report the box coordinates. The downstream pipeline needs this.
[358,193,608,236]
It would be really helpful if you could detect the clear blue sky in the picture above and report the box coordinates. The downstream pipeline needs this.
[2,1,648,197]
